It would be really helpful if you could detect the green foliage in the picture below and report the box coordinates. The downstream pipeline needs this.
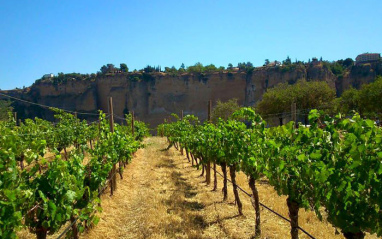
[0,100,13,121]
[164,66,178,74]
[256,80,336,117]
[120,63,129,73]
[237,62,255,73]
[160,108,382,238]
[35,72,96,85]
[204,64,218,72]
[142,65,161,73]
[336,76,382,118]
[0,124,32,238]
[282,56,292,65]
[211,99,241,123]
[0,109,142,238]
[280,64,296,73]
[330,62,345,77]
[124,113,151,141]
[187,62,204,74]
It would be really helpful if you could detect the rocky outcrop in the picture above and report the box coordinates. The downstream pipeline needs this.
[2,62,381,129]
[336,62,382,95]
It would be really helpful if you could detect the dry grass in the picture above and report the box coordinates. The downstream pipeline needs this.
[17,137,380,239]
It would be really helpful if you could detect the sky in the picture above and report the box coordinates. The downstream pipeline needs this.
[0,0,381,90]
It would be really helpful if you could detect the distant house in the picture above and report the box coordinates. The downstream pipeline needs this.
[356,53,381,65]
[267,61,281,67]
[43,73,54,79]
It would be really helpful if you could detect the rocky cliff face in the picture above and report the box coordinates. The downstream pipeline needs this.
[336,62,382,95]
[2,62,381,129]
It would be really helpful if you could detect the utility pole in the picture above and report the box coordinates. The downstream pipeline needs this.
[291,102,297,128]
[131,111,135,137]
[206,100,212,185]
[108,97,117,195]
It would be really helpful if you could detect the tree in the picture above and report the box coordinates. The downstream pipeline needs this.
[256,80,336,123]
[342,58,354,68]
[143,65,156,73]
[283,56,292,65]
[211,99,241,124]
[227,63,233,70]
[204,64,217,72]
[237,62,246,70]
[165,66,177,74]
[0,100,12,121]
[120,63,129,72]
[100,65,108,74]
[100,64,116,74]
[106,64,115,72]
[180,63,185,70]
[330,62,345,77]
[246,61,255,73]
[337,76,382,118]
[264,59,270,66]
[187,62,204,73]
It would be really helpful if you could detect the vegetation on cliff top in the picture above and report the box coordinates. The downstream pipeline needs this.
[31,56,380,86]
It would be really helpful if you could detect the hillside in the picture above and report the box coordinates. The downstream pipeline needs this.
[2,61,381,128]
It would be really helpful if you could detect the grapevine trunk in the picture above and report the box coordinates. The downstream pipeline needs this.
[63,147,68,160]
[229,164,243,215]
[112,164,117,193]
[206,161,211,185]
[213,162,217,191]
[36,227,48,239]
[119,161,123,179]
[185,147,190,162]
[287,196,300,239]
[343,231,365,239]
[248,175,261,237]
[71,216,79,239]
[221,162,228,201]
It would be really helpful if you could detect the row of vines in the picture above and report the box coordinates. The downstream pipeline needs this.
[0,109,149,239]
[158,109,382,239]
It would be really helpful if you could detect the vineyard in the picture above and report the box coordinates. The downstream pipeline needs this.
[0,105,149,239]
[158,108,382,239]
[1,100,382,239]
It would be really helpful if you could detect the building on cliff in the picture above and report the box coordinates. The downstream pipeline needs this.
[43,73,54,79]
[356,53,381,65]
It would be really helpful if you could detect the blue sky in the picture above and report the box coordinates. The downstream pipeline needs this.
[0,0,381,90]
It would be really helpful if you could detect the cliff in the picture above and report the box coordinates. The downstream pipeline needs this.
[2,62,381,129]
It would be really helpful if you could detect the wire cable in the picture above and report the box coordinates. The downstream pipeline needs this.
[181,148,317,239]
[56,169,120,239]
[0,92,100,116]
[210,166,316,239]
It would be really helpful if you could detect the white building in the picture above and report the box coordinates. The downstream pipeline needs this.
[43,73,54,79]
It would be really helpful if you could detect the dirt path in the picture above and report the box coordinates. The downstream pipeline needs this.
[81,137,241,239]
